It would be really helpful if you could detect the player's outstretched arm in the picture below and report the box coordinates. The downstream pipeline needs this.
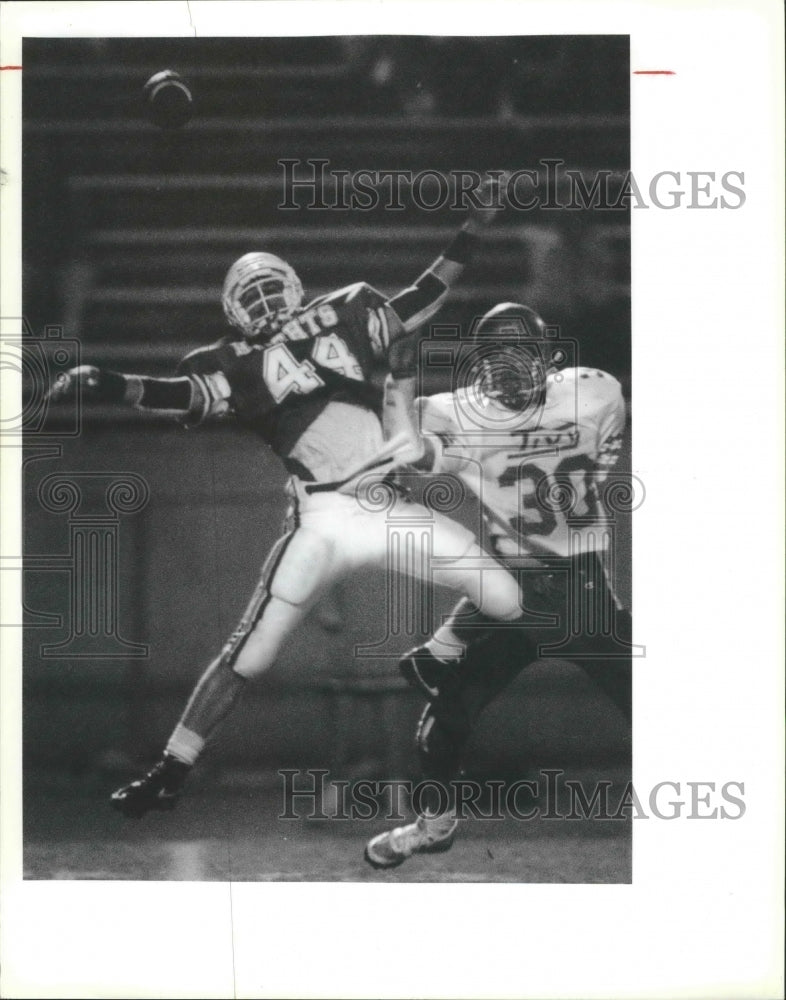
[47,364,216,422]
[385,173,506,337]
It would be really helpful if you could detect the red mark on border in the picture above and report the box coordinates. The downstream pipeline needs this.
[1,66,23,71]
[633,70,675,75]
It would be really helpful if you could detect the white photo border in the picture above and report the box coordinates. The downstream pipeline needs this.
[1,2,783,998]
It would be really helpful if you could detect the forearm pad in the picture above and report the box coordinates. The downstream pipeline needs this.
[442,223,481,265]
[86,368,129,403]
[385,220,482,337]
[121,373,195,414]
[386,271,449,335]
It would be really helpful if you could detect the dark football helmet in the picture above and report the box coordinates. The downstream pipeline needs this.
[472,302,549,412]
[221,252,304,339]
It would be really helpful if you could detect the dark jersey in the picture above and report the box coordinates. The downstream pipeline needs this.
[177,283,403,483]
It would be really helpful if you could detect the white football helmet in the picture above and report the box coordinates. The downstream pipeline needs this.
[221,252,304,339]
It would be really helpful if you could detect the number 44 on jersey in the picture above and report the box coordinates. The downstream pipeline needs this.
[261,332,365,403]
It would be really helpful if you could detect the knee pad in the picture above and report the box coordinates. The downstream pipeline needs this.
[476,568,524,622]
[267,528,335,607]
[437,552,522,623]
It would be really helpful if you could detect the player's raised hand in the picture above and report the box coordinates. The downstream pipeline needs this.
[464,172,508,232]
[47,365,108,404]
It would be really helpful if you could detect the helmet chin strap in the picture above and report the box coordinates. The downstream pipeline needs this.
[241,286,303,340]
[244,313,285,341]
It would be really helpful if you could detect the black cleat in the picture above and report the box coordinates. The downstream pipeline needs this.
[110,753,191,819]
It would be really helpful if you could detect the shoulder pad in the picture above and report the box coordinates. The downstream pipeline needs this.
[307,282,387,311]
[419,392,460,431]
[547,369,623,423]
[177,336,235,376]
[551,366,621,394]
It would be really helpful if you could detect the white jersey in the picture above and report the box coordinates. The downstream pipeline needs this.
[420,367,626,558]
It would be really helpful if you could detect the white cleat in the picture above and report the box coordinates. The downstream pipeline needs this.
[364,813,458,869]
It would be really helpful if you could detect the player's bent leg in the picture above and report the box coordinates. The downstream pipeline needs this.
[402,507,522,624]
[365,635,524,871]
[366,635,530,870]
[434,548,523,624]
[426,519,525,682]
[230,595,312,679]
[396,597,483,704]
[363,704,467,869]
[404,530,524,711]
[400,587,535,719]
[401,594,511,688]
[232,526,339,678]
[111,525,336,818]
[366,686,462,869]
[404,629,537,737]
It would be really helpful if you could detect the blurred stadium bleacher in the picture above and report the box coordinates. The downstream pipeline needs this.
[24,36,630,378]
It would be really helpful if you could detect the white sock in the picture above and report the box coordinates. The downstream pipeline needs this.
[425,624,465,663]
[165,724,205,766]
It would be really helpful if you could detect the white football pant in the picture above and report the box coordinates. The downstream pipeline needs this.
[222,486,523,679]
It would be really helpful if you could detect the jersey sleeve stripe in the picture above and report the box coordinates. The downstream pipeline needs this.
[185,373,213,424]
[183,371,233,425]
[377,306,390,349]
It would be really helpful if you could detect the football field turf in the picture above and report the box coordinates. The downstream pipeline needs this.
[24,778,631,883]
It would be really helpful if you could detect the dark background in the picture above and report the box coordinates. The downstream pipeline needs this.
[21,36,631,879]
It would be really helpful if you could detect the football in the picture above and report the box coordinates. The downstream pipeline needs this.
[143,69,193,129]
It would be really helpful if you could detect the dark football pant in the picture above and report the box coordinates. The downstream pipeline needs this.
[416,552,632,785]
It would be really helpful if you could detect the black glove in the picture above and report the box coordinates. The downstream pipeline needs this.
[47,365,127,404]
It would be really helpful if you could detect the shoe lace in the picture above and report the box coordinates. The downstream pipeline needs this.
[416,812,458,844]
[143,756,189,793]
